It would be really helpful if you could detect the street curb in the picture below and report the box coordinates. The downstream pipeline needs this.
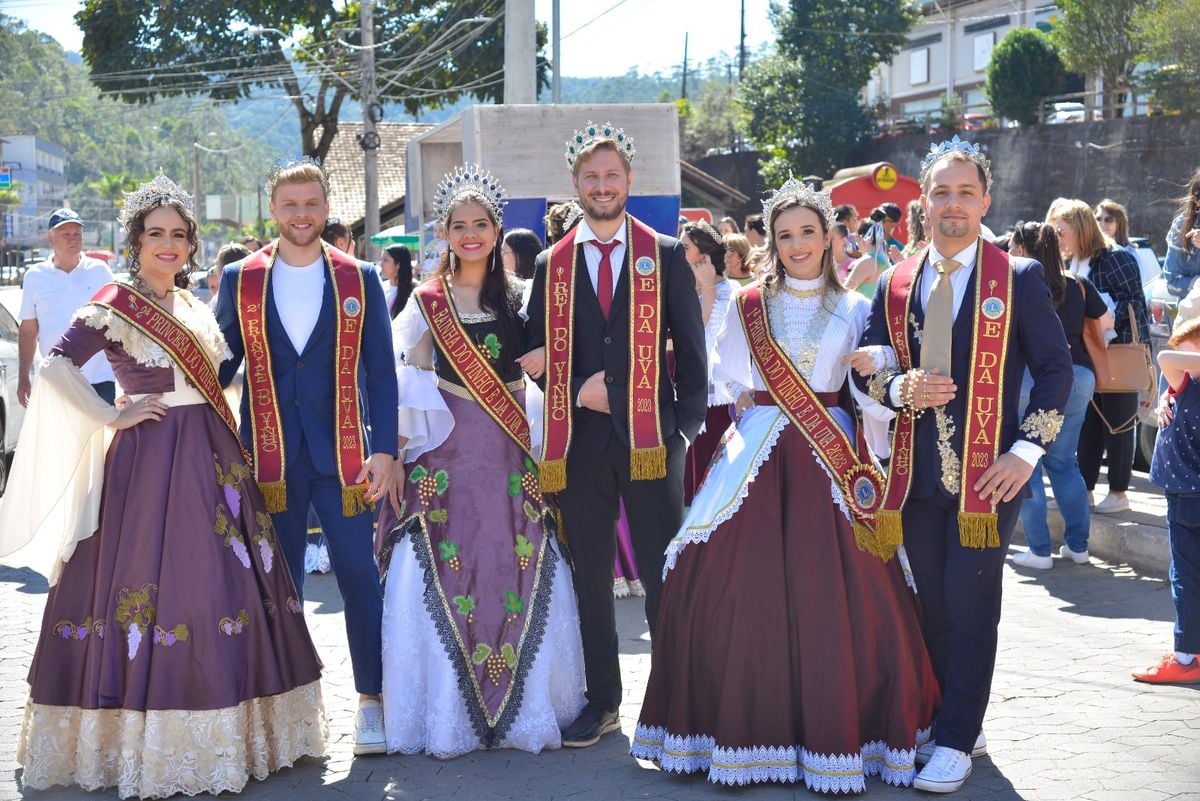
[1014,509,1169,578]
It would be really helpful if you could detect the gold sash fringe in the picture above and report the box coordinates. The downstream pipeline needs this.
[958,511,1000,549]
[260,481,287,514]
[342,484,374,518]
[540,460,567,493]
[630,445,667,481]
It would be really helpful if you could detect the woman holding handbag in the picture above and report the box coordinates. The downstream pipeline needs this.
[1007,222,1112,569]
[1046,198,1152,515]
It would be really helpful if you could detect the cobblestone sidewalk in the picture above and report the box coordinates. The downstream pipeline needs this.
[2,548,1198,801]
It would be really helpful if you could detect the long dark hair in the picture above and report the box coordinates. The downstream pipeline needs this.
[762,196,841,305]
[125,196,200,289]
[503,228,542,280]
[681,220,728,275]
[1178,167,1200,255]
[384,245,414,320]
[1011,221,1067,307]
[432,193,522,357]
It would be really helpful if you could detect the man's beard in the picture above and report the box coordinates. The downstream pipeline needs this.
[580,193,627,222]
[278,222,323,248]
[936,218,972,239]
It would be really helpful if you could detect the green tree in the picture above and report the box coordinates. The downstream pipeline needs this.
[985,28,1065,125]
[1134,0,1200,113]
[1050,0,1151,118]
[75,2,549,162]
[737,0,919,184]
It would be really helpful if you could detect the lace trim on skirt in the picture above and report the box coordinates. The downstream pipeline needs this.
[17,680,326,799]
[631,722,932,793]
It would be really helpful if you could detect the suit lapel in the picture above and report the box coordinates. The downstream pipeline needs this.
[607,254,630,330]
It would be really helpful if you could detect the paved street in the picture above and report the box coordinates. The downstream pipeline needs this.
[2,546,1198,801]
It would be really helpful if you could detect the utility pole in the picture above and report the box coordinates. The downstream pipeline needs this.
[552,0,561,104]
[739,0,746,80]
[191,142,201,224]
[504,0,536,104]
[681,32,689,100]
[360,0,381,261]
[680,33,689,159]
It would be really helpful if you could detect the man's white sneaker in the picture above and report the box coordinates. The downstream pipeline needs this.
[1093,494,1130,514]
[1059,544,1090,564]
[915,731,986,765]
[1011,550,1052,570]
[913,746,972,793]
[353,699,386,756]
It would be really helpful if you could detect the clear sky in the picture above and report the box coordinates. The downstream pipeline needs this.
[1,0,776,78]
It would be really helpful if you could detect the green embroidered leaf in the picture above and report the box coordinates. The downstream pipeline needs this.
[452,595,475,615]
[522,500,539,523]
[483,333,502,360]
[434,469,449,494]
[408,465,428,483]
[438,541,459,561]
[507,472,523,497]
[429,509,448,524]
[523,456,537,474]
[503,591,525,616]
[501,642,518,669]
[514,535,534,558]
[471,643,492,664]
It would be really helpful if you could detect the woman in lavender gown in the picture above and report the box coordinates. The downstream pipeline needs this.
[375,165,585,758]
[0,176,325,799]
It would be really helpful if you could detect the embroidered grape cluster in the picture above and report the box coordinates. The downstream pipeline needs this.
[507,457,542,504]
[514,535,534,570]
[453,594,476,624]
[409,465,449,507]
[439,540,462,572]
[485,652,507,685]
[472,642,518,685]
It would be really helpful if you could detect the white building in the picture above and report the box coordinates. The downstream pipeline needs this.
[866,1,1060,120]
[0,134,68,247]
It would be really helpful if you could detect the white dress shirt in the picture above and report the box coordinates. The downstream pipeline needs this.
[572,217,627,304]
[271,256,325,353]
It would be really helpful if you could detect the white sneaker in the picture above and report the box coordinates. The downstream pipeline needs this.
[913,746,973,793]
[915,731,987,765]
[353,699,386,755]
[1012,550,1052,570]
[1059,544,1090,564]
[1093,494,1130,514]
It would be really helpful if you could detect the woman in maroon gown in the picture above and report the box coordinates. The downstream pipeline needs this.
[0,176,325,799]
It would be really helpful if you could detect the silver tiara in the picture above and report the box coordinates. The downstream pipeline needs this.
[433,163,506,224]
[762,177,836,239]
[565,121,635,169]
[920,135,992,188]
[119,174,193,229]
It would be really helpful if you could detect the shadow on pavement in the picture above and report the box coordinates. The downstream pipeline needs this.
[1006,546,1175,623]
[0,566,48,595]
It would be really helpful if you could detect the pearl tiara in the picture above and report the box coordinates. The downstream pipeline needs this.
[565,121,635,170]
[119,174,194,229]
[761,177,836,239]
[433,163,506,224]
[920,135,992,189]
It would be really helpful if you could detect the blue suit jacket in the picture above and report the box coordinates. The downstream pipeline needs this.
[216,254,399,477]
[855,250,1074,501]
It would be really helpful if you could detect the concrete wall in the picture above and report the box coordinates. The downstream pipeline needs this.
[697,115,1200,253]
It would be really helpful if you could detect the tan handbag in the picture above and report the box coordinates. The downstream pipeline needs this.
[1078,282,1111,386]
[1093,305,1154,394]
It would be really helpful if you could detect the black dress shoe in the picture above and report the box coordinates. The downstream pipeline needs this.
[561,702,620,748]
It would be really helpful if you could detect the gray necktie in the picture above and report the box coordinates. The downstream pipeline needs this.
[921,258,961,377]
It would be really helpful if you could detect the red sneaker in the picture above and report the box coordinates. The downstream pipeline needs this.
[1132,654,1200,685]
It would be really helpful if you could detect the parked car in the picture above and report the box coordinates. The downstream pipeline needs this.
[0,299,27,494]
[1046,102,1104,124]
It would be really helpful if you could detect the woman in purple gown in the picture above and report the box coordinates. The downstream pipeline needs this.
[0,176,325,799]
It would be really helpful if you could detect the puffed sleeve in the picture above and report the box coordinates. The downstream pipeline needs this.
[393,295,454,462]
[711,295,754,404]
[845,296,897,459]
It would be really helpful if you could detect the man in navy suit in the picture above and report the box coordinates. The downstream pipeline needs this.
[216,159,398,755]
[852,140,1072,793]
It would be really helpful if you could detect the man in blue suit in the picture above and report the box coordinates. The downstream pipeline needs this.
[852,139,1073,793]
[216,159,398,755]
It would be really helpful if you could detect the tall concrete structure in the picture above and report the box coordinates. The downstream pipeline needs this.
[503,0,536,104]
[0,135,67,248]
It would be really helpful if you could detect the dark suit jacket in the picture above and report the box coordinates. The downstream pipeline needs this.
[525,229,707,459]
[854,250,1074,501]
[215,255,399,476]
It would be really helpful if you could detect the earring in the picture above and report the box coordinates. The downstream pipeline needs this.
[449,251,457,272]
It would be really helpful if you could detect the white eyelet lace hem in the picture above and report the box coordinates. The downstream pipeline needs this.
[17,680,326,799]
[632,723,932,793]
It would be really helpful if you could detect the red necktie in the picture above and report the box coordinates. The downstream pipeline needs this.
[593,239,619,319]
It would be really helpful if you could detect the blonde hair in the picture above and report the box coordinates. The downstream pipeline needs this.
[267,159,330,201]
[724,232,750,260]
[1045,197,1112,260]
[1169,316,1200,349]
[570,139,631,177]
